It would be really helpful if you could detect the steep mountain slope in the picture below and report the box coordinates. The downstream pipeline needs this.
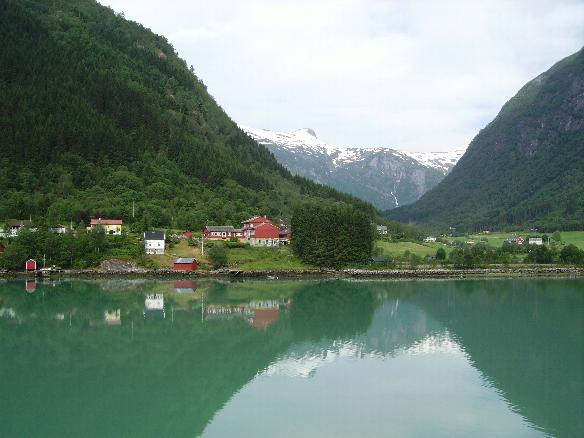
[0,0,376,228]
[388,48,584,232]
[242,126,464,210]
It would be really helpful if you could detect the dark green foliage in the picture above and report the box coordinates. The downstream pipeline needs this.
[291,203,375,267]
[207,244,227,269]
[0,0,377,230]
[436,247,446,260]
[526,245,556,264]
[559,244,584,265]
[389,49,584,232]
[0,228,143,270]
[448,243,512,268]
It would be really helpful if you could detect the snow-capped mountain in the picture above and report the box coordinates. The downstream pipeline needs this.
[241,126,465,210]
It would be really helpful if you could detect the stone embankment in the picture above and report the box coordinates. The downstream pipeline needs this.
[1,264,582,279]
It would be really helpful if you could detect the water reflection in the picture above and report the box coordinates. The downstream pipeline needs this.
[0,278,581,437]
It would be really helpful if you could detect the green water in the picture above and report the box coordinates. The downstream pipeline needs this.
[0,278,582,437]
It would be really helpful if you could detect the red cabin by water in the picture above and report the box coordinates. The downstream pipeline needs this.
[25,259,37,271]
[173,257,198,271]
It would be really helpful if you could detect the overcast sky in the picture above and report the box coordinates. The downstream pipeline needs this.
[100,0,583,152]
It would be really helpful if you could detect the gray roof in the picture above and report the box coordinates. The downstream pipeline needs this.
[175,257,197,264]
[206,226,236,232]
[144,231,165,240]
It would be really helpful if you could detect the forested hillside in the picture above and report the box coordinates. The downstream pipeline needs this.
[389,49,584,232]
[0,0,376,230]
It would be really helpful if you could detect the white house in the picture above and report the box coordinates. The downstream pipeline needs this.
[144,231,165,254]
[377,225,388,235]
[424,236,437,242]
[528,237,544,245]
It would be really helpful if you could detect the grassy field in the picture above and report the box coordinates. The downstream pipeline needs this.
[145,240,206,268]
[227,246,313,270]
[448,231,584,249]
[375,240,450,258]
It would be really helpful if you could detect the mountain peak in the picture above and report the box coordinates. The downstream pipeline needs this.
[294,128,317,138]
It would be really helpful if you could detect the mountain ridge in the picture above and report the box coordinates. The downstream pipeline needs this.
[388,48,584,232]
[242,125,465,210]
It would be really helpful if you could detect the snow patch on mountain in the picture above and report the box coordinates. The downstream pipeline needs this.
[242,126,465,173]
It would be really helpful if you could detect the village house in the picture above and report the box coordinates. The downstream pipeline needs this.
[528,237,544,245]
[174,257,198,271]
[506,236,525,245]
[279,228,291,246]
[89,218,122,235]
[144,231,165,254]
[51,224,68,234]
[242,216,285,247]
[424,236,437,242]
[377,225,388,235]
[8,220,34,237]
[203,225,244,240]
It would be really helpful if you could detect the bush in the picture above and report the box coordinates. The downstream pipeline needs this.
[559,244,584,265]
[526,245,555,264]
[436,247,446,260]
[208,244,228,269]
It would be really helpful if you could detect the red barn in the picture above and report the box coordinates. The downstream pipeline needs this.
[173,258,198,271]
[25,259,37,272]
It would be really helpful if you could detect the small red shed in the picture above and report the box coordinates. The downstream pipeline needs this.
[174,257,198,271]
[25,259,37,272]
[183,230,193,240]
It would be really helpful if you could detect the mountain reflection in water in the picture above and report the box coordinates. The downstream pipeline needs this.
[0,278,581,437]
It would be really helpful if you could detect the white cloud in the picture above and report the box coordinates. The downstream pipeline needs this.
[99,0,584,151]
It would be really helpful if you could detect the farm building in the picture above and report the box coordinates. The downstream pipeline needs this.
[89,218,122,235]
[144,231,166,254]
[25,259,37,271]
[173,258,198,271]
[528,237,544,245]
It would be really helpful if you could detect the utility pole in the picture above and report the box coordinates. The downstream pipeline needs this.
[201,236,204,256]
[132,201,135,219]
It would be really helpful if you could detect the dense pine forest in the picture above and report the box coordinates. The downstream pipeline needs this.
[389,49,584,232]
[0,0,378,230]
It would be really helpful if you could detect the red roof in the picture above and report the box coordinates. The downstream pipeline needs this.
[254,223,280,238]
[242,215,273,225]
[90,218,122,225]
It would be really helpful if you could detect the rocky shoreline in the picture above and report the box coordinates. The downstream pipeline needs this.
[1,266,583,279]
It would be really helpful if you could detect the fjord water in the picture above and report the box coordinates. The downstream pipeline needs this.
[0,279,582,437]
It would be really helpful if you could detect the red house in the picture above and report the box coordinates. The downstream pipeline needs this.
[25,259,37,271]
[242,216,282,246]
[173,258,198,271]
[203,226,244,240]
